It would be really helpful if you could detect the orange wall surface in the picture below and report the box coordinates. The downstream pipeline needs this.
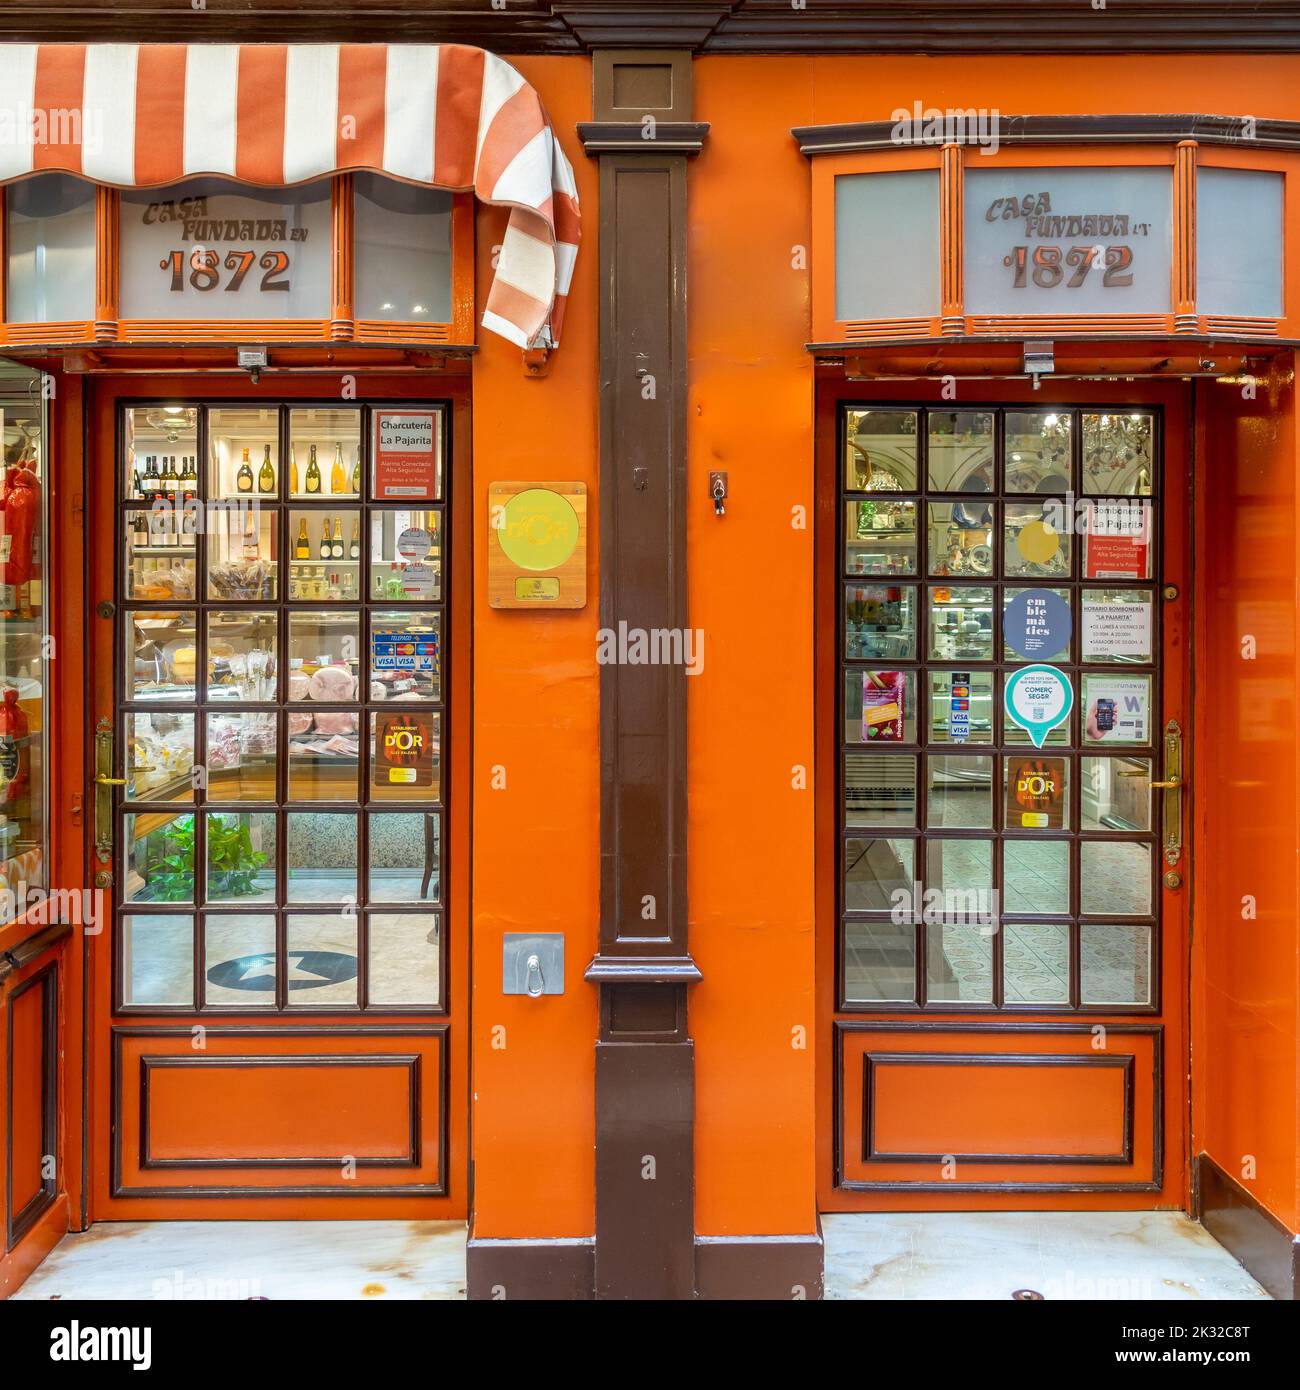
[1194,362,1300,1233]
[472,52,1300,1242]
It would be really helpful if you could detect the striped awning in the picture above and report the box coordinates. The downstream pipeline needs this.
[0,43,579,349]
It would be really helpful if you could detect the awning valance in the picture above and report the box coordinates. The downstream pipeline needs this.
[0,43,579,349]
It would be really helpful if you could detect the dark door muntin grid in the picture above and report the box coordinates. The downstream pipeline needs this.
[836,402,1163,1015]
[112,398,450,1015]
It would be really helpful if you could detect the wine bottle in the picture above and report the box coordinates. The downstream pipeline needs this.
[258,444,275,494]
[330,443,346,495]
[305,445,321,494]
[318,518,330,559]
[351,455,361,494]
[161,457,178,547]
[330,516,344,560]
[349,519,360,560]
[295,518,310,560]
[242,510,260,560]
[236,447,254,494]
[289,446,299,496]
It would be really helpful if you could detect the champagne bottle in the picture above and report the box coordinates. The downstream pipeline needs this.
[295,518,310,560]
[236,447,254,494]
[305,445,321,494]
[330,443,346,495]
[242,510,260,560]
[349,519,360,560]
[351,455,361,494]
[318,518,330,559]
[289,446,299,496]
[257,444,275,494]
[331,516,344,559]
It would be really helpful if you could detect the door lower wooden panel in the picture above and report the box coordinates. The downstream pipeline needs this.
[112,1025,447,1197]
[836,1022,1161,1192]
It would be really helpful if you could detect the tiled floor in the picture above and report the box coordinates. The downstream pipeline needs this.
[823,1212,1271,1301]
[9,1212,1268,1301]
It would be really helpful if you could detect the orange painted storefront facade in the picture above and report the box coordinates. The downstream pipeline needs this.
[1,21,1299,1300]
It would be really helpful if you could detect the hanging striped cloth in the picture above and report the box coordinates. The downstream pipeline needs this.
[0,43,579,349]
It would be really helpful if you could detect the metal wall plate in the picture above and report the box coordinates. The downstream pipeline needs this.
[503,933,565,996]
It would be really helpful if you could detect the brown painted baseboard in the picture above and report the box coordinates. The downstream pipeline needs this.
[466,1229,825,1300]
[1195,1153,1299,1300]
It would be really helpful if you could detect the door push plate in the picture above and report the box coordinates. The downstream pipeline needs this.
[503,933,564,996]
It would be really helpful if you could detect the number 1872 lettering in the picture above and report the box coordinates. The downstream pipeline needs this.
[160,248,291,293]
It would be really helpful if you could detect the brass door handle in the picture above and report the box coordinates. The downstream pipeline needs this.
[95,775,128,786]
[1150,777,1181,789]
[1155,720,1183,865]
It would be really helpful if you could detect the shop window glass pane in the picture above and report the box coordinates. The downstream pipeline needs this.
[1081,922,1152,1005]
[1081,673,1152,746]
[288,614,361,699]
[205,811,275,904]
[288,407,361,500]
[845,836,914,911]
[287,811,357,904]
[834,171,940,320]
[928,503,995,578]
[845,583,916,661]
[371,408,444,502]
[119,178,331,319]
[844,409,918,491]
[1004,754,1071,831]
[126,712,195,802]
[844,499,917,576]
[927,924,993,1004]
[369,811,440,902]
[1082,413,1154,495]
[207,505,278,601]
[288,710,360,801]
[1082,499,1153,579]
[204,913,277,1007]
[1080,588,1153,664]
[1005,411,1072,494]
[1081,756,1152,832]
[285,913,358,1007]
[206,611,278,701]
[928,585,994,659]
[1197,168,1283,318]
[927,754,993,830]
[843,920,916,1003]
[355,174,454,322]
[208,406,280,501]
[121,914,194,1007]
[1003,668,1071,748]
[1003,921,1070,1004]
[927,411,995,493]
[206,712,277,802]
[1081,841,1152,916]
[6,174,95,322]
[964,167,1172,314]
[1003,587,1072,662]
[124,404,199,502]
[369,912,440,1006]
[370,612,441,702]
[124,812,195,904]
[369,710,441,802]
[127,611,198,701]
[846,669,917,745]
[369,510,443,600]
[924,839,994,923]
[125,511,197,599]
[845,751,917,830]
[289,510,361,602]
[1005,500,1070,578]
[928,670,994,745]
[1003,839,1070,915]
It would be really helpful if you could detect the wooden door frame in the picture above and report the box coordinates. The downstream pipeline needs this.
[814,372,1192,1213]
[85,368,473,1221]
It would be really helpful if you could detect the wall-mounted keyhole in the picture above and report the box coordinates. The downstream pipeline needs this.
[525,953,545,997]
[710,470,728,517]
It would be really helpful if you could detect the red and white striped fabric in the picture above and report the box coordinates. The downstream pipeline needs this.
[0,43,579,348]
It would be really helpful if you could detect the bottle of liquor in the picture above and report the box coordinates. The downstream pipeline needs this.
[318,518,331,559]
[236,447,254,494]
[258,444,276,495]
[294,518,310,560]
[330,443,346,496]
[305,445,321,494]
[351,455,361,494]
[242,510,260,560]
[349,519,360,560]
[289,445,299,496]
[330,517,344,560]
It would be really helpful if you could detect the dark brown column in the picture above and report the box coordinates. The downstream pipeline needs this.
[579,50,706,1301]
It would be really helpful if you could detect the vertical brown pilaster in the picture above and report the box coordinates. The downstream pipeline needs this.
[579,51,707,1300]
